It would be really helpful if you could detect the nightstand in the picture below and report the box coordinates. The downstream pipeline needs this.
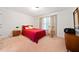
[12,30,21,37]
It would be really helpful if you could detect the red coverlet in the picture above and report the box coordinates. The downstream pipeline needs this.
[22,26,46,43]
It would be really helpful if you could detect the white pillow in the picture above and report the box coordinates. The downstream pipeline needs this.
[25,27,29,29]
[29,26,33,29]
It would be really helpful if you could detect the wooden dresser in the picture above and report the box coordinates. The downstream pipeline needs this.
[65,33,79,52]
[12,30,21,37]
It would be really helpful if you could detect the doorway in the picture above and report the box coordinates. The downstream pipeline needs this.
[50,15,57,36]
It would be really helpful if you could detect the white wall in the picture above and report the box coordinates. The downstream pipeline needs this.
[34,17,40,28]
[57,8,74,38]
[0,8,35,38]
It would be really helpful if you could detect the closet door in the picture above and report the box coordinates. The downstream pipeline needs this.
[50,15,57,36]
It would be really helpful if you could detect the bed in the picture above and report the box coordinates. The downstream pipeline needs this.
[22,25,46,43]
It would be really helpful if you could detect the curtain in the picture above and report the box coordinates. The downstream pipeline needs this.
[40,16,50,30]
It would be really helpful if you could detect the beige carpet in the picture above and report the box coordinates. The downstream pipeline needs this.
[0,35,67,52]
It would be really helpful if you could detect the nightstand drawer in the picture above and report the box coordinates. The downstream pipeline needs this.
[12,30,21,36]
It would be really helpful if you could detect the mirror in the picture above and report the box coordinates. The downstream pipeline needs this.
[73,8,79,29]
[73,8,79,36]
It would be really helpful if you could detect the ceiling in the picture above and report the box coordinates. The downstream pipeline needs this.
[0,7,73,16]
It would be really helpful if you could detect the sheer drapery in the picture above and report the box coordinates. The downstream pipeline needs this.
[41,16,50,30]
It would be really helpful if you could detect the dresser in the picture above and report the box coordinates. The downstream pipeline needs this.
[65,33,79,52]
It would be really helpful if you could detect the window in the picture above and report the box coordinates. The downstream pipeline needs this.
[42,16,50,30]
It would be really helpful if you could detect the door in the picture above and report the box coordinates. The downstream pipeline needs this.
[50,15,57,36]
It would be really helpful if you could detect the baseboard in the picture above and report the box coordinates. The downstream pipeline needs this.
[56,36,64,39]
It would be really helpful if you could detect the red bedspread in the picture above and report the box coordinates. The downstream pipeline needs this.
[22,26,46,43]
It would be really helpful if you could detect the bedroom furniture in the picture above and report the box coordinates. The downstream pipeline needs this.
[64,28,79,52]
[73,8,79,36]
[73,8,79,29]
[64,8,79,52]
[22,25,46,43]
[12,30,21,37]
[48,26,55,37]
